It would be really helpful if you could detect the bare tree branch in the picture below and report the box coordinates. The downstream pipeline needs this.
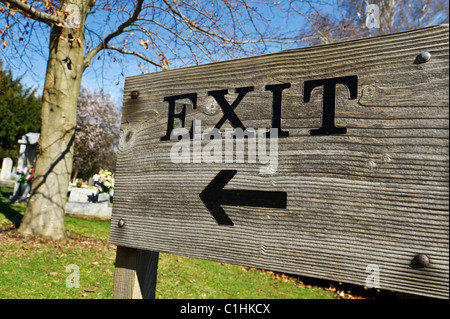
[295,0,449,46]
[0,0,63,26]
[83,0,144,69]
[105,44,162,68]
[161,0,265,45]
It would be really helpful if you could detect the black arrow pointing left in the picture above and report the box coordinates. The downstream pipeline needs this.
[199,170,287,226]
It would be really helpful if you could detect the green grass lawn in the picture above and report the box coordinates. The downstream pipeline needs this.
[0,183,344,299]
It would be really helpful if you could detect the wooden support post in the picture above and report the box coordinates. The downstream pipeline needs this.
[113,246,159,299]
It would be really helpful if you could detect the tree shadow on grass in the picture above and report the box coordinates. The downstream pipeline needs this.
[0,185,24,228]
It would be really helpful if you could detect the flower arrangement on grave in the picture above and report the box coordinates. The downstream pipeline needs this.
[93,169,114,193]
[17,166,34,183]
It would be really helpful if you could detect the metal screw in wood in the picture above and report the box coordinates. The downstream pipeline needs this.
[410,254,430,269]
[416,52,431,63]
[131,91,140,99]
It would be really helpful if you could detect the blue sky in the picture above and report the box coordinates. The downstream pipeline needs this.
[0,1,326,107]
[0,2,338,110]
[3,0,447,107]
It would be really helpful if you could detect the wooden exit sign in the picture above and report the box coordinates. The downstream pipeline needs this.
[110,25,449,299]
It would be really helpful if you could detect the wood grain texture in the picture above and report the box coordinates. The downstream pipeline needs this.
[113,246,159,299]
[110,25,449,298]
[113,246,142,299]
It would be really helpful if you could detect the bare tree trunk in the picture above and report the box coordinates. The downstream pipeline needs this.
[18,3,86,240]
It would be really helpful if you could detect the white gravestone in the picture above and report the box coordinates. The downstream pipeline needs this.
[1,157,13,180]
[68,187,99,203]
[66,188,112,217]
[10,132,40,203]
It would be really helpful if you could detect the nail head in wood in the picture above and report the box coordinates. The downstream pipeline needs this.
[131,91,140,99]
[416,52,431,63]
[410,254,430,269]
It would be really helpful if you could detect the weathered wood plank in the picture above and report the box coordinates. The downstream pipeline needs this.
[110,25,449,298]
[113,246,159,299]
[113,246,142,299]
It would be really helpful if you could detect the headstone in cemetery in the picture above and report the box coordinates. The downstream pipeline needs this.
[9,132,40,203]
[0,157,13,181]
[65,187,112,217]
[17,133,40,169]
[68,187,99,203]
[110,25,449,299]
